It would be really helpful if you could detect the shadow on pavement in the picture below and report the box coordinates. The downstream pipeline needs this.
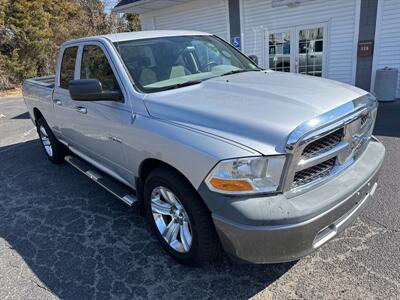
[11,111,30,120]
[0,139,295,299]
[373,101,400,138]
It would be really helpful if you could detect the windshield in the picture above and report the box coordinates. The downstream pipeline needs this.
[115,35,260,93]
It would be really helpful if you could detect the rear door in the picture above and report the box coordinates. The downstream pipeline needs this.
[53,45,80,140]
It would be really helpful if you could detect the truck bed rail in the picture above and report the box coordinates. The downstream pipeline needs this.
[24,75,55,89]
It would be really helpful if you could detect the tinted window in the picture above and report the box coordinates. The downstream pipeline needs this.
[80,45,120,92]
[60,47,78,89]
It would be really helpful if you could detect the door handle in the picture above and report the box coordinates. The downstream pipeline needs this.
[109,136,122,143]
[53,99,62,106]
[74,106,87,114]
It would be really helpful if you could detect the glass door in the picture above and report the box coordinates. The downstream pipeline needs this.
[266,23,327,77]
[295,24,326,77]
[268,31,292,72]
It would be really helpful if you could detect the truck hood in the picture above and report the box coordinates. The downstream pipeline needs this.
[143,71,367,155]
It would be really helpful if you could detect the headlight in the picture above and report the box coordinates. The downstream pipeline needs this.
[205,156,286,194]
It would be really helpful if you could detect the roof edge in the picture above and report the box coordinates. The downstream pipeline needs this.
[112,0,146,13]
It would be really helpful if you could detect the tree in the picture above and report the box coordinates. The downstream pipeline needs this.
[125,13,141,32]
[0,0,8,26]
[0,0,140,90]
[7,0,54,79]
[0,0,15,89]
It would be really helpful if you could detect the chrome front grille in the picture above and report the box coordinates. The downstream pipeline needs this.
[284,98,378,196]
[292,157,336,189]
[301,128,343,160]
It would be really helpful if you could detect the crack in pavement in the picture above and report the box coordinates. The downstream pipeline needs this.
[362,215,400,233]
[28,278,56,296]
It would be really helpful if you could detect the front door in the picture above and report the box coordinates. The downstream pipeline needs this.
[64,43,133,184]
[267,23,327,77]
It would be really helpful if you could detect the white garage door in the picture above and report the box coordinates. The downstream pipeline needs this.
[140,0,230,41]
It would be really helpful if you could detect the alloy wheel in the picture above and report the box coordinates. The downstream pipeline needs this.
[39,125,53,157]
[150,186,193,253]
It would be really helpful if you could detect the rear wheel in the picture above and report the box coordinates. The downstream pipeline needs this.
[36,117,67,164]
[144,167,220,265]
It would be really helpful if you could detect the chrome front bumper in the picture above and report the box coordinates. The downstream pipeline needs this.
[207,139,385,263]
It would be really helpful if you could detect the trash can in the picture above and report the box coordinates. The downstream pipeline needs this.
[374,67,398,102]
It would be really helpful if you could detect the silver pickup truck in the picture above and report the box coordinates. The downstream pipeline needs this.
[23,30,385,265]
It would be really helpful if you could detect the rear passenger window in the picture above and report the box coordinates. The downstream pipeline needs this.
[80,45,121,92]
[59,47,78,89]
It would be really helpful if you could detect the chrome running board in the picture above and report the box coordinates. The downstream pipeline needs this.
[65,155,137,206]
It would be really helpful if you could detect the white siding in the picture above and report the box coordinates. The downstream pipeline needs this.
[241,0,360,84]
[372,0,400,98]
[140,15,155,30]
[140,0,230,41]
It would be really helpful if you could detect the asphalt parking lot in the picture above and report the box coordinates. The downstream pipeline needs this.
[0,96,399,299]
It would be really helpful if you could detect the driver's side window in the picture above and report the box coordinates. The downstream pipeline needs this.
[80,45,120,92]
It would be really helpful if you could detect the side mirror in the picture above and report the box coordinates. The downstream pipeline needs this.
[68,79,122,102]
[249,55,259,65]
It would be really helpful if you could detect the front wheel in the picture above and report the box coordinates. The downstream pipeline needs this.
[36,117,67,164]
[144,167,220,265]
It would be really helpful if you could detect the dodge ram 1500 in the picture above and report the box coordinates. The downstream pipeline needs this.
[23,31,385,265]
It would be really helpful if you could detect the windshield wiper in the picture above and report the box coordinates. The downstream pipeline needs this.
[218,69,260,77]
[162,80,203,91]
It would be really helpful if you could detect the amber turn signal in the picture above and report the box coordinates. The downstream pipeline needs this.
[209,178,253,192]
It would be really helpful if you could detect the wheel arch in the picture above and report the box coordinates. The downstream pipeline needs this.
[33,107,43,124]
[138,158,196,189]
[136,158,207,208]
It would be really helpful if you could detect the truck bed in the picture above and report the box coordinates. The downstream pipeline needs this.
[24,75,55,89]
[23,75,56,124]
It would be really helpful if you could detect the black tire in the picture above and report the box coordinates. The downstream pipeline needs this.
[144,167,220,266]
[36,117,67,164]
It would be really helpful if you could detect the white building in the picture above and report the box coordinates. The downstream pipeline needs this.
[114,0,400,98]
